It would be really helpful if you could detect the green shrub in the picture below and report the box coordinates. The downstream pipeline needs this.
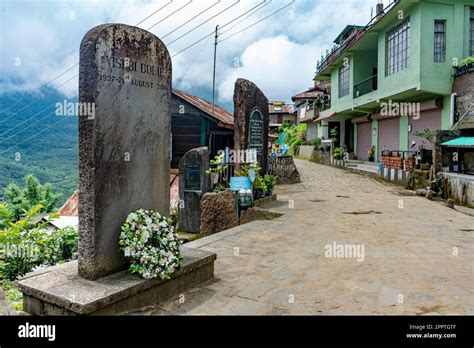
[459,56,474,68]
[333,147,343,159]
[0,204,78,280]
[45,227,78,265]
[236,163,267,193]
[264,175,276,190]
[311,137,322,147]
[4,174,62,222]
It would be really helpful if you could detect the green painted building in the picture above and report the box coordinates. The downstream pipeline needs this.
[314,0,474,162]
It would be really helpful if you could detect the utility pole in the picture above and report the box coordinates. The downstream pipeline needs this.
[212,25,220,116]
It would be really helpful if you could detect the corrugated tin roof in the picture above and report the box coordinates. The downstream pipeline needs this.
[58,190,78,216]
[291,85,328,101]
[172,88,234,128]
[268,102,295,114]
[441,137,474,147]
[170,169,180,209]
[60,172,182,216]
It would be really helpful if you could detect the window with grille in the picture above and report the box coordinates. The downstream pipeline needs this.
[434,20,446,62]
[470,7,474,56]
[386,18,410,76]
[338,63,350,98]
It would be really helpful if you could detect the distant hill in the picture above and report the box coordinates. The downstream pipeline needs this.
[0,88,78,204]
[0,85,231,205]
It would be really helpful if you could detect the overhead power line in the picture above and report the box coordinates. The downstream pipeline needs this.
[0,91,76,145]
[161,0,221,40]
[171,0,266,57]
[146,0,193,31]
[0,111,73,156]
[219,0,272,36]
[135,0,174,26]
[0,64,78,120]
[0,0,177,120]
[166,0,240,46]
[219,0,295,43]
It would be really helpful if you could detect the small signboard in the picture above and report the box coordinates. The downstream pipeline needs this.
[248,169,256,183]
[248,108,264,154]
[230,176,252,191]
[184,164,201,191]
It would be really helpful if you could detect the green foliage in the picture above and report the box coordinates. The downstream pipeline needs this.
[0,89,78,206]
[333,147,343,159]
[310,137,322,148]
[277,123,307,156]
[206,153,229,193]
[330,127,338,142]
[45,227,78,265]
[206,153,228,175]
[236,163,267,193]
[459,56,474,68]
[4,174,62,222]
[0,204,77,280]
[1,280,23,311]
[264,175,276,191]
[277,121,292,133]
[0,203,14,229]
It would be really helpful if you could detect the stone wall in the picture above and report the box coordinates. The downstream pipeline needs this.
[440,173,474,208]
[200,190,237,236]
[298,145,314,160]
[453,70,474,129]
[310,148,331,165]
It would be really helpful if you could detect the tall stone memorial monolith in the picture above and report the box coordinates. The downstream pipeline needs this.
[78,24,172,280]
[178,147,209,233]
[233,78,269,174]
[17,24,216,316]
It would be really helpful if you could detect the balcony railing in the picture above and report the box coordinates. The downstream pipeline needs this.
[315,0,400,76]
[353,74,378,98]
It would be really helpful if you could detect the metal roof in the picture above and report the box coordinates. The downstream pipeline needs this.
[441,137,474,148]
[333,24,365,44]
[60,172,182,217]
[170,169,180,209]
[58,190,78,216]
[268,102,295,114]
[172,89,234,128]
[291,85,328,101]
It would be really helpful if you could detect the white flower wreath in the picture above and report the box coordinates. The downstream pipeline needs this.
[119,209,183,280]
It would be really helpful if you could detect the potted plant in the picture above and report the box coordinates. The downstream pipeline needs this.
[206,153,228,191]
[367,145,376,162]
[253,175,268,199]
[264,175,276,196]
[333,147,343,160]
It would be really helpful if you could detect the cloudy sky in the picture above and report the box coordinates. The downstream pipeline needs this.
[0,0,389,107]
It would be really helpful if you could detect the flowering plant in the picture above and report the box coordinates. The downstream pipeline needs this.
[119,209,183,280]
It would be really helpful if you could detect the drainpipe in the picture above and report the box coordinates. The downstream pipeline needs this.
[450,93,458,128]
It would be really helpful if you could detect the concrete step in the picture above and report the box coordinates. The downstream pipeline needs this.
[346,164,379,174]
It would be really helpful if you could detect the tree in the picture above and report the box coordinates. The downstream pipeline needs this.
[3,174,62,221]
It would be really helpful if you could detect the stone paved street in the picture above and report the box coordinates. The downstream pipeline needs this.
[128,159,474,315]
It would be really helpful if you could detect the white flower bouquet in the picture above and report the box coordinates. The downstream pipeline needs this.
[119,209,183,280]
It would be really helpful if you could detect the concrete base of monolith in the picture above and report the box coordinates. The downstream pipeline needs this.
[17,247,215,315]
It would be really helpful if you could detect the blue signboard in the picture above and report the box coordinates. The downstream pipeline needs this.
[230,177,252,191]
